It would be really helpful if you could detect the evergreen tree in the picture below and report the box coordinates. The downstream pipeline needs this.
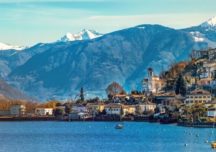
[175,74,187,96]
[80,87,84,102]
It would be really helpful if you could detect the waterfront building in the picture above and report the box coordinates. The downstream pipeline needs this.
[35,108,53,116]
[184,89,211,105]
[104,103,122,115]
[207,108,216,117]
[69,112,89,120]
[136,102,156,114]
[86,103,105,116]
[10,104,26,116]
[122,105,136,115]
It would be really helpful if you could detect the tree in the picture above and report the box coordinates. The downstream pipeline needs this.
[99,109,107,115]
[53,108,64,117]
[175,74,187,96]
[80,87,84,102]
[64,103,71,114]
[105,82,125,98]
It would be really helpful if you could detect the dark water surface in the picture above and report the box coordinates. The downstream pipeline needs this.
[0,122,215,152]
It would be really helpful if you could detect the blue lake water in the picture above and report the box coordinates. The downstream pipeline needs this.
[0,122,215,152]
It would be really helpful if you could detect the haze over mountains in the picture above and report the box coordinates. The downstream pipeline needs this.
[1,17,216,100]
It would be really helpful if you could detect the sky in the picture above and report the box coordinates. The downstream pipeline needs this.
[0,0,216,46]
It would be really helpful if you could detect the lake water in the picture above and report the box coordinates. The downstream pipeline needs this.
[0,122,215,152]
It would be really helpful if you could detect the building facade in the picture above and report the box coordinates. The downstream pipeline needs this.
[10,105,26,116]
[35,108,53,116]
[104,103,122,115]
[185,89,211,105]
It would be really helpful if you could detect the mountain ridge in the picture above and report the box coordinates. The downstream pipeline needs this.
[1,17,216,100]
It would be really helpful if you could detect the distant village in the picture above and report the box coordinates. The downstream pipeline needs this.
[0,48,216,127]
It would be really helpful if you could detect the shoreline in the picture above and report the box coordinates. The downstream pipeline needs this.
[0,117,215,128]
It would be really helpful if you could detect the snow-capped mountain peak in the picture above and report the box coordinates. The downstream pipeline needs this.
[0,42,25,51]
[200,16,216,28]
[60,29,103,42]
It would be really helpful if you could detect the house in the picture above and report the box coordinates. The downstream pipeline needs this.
[69,112,89,120]
[35,108,53,116]
[154,92,176,105]
[184,89,211,105]
[191,49,208,59]
[136,102,156,114]
[104,103,122,115]
[86,103,105,116]
[10,104,26,116]
[122,105,136,115]
[208,48,216,61]
[113,94,128,102]
[71,104,88,113]
[207,108,216,117]
[130,94,145,101]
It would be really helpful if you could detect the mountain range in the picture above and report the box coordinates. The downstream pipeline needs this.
[1,17,216,100]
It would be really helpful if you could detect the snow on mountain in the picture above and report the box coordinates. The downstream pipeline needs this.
[190,31,205,42]
[0,42,25,51]
[60,29,103,42]
[189,31,216,48]
[200,16,216,28]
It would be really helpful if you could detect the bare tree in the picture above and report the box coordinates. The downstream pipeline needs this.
[106,82,125,98]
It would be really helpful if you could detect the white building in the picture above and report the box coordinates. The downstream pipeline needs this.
[104,103,122,115]
[35,108,53,116]
[143,68,163,93]
[207,108,216,117]
[10,105,26,116]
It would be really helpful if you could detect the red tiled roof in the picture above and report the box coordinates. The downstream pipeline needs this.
[189,89,211,95]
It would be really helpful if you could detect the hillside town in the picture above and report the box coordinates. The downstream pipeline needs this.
[0,48,216,127]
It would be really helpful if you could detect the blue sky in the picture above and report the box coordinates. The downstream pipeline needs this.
[0,0,216,46]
